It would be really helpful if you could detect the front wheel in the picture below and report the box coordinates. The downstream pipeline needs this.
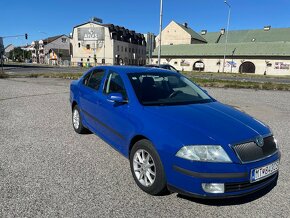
[130,139,167,195]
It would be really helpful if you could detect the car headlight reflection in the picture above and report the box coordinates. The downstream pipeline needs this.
[176,145,232,163]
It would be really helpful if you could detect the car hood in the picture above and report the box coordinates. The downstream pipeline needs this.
[143,101,270,146]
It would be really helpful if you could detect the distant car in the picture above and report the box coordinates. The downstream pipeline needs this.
[70,66,280,198]
[145,64,179,73]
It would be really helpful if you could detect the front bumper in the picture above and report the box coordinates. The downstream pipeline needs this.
[166,151,280,198]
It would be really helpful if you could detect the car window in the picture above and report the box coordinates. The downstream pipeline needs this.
[104,71,128,100]
[128,72,212,106]
[170,66,178,72]
[86,69,105,90]
[83,72,91,85]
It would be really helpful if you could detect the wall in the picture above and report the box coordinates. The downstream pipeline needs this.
[42,36,70,64]
[155,21,191,47]
[71,23,114,66]
[44,36,70,53]
[71,22,146,66]
[151,56,290,76]
[113,40,146,65]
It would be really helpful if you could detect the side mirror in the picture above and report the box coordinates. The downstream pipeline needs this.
[107,93,127,103]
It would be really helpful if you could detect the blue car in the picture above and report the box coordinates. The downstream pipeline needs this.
[70,66,280,198]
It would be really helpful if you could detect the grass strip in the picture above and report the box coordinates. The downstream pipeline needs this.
[7,72,290,91]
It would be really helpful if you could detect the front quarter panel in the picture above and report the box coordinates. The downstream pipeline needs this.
[70,80,80,106]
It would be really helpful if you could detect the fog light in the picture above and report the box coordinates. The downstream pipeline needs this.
[202,183,225,193]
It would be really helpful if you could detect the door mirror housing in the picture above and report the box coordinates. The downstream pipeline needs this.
[107,93,127,103]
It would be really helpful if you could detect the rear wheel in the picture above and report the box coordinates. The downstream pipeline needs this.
[72,105,88,134]
[130,139,167,195]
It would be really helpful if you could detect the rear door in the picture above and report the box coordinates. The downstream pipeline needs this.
[78,68,106,132]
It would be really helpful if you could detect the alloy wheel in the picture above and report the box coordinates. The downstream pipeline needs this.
[73,109,80,130]
[133,149,156,187]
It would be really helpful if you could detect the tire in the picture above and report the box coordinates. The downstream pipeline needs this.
[72,105,88,134]
[130,139,168,195]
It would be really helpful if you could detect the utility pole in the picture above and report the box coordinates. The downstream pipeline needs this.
[0,37,3,75]
[157,0,163,66]
[0,34,28,74]
[222,0,231,73]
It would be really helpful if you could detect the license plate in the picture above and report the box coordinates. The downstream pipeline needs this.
[251,161,279,183]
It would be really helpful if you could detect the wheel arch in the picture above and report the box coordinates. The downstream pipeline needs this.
[128,135,149,157]
[72,101,78,111]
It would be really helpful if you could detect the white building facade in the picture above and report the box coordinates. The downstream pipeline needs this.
[71,21,147,66]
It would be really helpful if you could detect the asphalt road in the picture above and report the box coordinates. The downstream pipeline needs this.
[0,77,289,217]
[3,63,86,75]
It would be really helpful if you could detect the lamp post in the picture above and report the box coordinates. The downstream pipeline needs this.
[222,0,231,73]
[157,0,163,66]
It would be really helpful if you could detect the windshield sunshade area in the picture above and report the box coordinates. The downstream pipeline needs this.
[128,72,214,106]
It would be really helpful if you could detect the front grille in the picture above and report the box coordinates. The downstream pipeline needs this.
[225,173,278,193]
[233,135,277,163]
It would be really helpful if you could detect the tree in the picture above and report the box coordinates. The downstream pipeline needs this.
[8,47,31,62]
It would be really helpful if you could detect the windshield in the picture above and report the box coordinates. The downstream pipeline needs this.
[128,73,214,106]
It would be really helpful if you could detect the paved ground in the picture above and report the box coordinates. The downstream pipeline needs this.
[0,77,289,217]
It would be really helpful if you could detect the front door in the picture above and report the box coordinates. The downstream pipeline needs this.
[96,70,135,154]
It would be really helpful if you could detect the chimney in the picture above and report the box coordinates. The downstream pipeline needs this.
[201,30,207,35]
[183,23,188,28]
[220,28,225,35]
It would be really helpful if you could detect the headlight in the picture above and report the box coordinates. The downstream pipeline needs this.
[176,145,232,163]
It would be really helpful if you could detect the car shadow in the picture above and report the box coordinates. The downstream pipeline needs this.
[82,129,93,134]
[176,180,278,206]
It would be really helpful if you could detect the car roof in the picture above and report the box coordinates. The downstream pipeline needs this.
[91,65,177,75]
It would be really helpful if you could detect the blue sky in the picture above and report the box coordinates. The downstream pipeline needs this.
[1,0,290,46]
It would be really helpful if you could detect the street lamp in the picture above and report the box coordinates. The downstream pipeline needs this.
[157,0,163,66]
[222,0,231,73]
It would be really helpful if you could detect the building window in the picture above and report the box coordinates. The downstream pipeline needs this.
[81,58,83,61]
[174,61,178,65]
[121,46,123,52]
[117,45,119,51]
[62,38,67,43]
[87,58,90,62]
[132,48,134,53]
[102,59,105,64]
[125,47,127,52]
[129,48,131,53]
[86,44,90,50]
[78,43,81,48]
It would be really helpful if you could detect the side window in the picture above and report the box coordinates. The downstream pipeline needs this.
[86,70,105,90]
[83,72,91,86]
[104,71,128,100]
